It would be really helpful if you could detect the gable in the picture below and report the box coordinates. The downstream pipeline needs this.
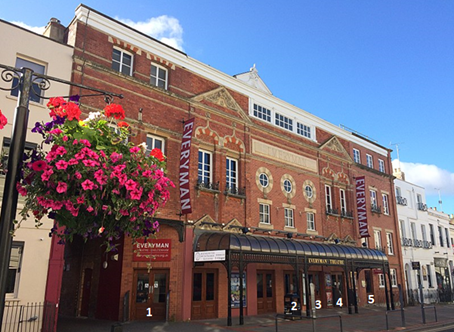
[234,65,272,95]
[319,136,352,161]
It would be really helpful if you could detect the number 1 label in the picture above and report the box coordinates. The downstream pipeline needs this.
[146,308,153,317]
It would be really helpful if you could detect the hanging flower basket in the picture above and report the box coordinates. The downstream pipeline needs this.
[16,97,174,251]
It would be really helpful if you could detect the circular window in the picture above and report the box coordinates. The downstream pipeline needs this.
[305,185,313,198]
[259,173,269,188]
[283,179,292,193]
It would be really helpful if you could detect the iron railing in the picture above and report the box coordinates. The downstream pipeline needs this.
[396,196,407,206]
[1,301,56,332]
[407,288,453,305]
[196,180,219,191]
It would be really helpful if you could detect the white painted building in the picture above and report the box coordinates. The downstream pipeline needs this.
[0,18,73,328]
[394,170,453,304]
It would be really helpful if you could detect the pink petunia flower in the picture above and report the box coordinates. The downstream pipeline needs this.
[110,152,122,163]
[41,169,54,181]
[81,179,95,190]
[55,160,68,170]
[125,179,137,191]
[56,182,68,193]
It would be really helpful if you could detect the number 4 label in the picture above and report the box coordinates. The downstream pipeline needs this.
[336,298,343,307]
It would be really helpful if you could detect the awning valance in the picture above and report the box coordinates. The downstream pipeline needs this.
[194,231,387,265]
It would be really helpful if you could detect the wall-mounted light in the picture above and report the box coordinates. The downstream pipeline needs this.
[138,107,143,121]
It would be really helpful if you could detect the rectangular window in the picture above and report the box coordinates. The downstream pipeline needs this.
[429,224,435,245]
[445,228,450,247]
[399,220,406,238]
[438,226,444,247]
[370,190,377,208]
[275,113,293,131]
[198,150,212,185]
[112,48,133,75]
[259,203,270,224]
[378,274,385,287]
[297,122,311,138]
[410,222,417,240]
[386,232,394,255]
[11,57,45,103]
[366,154,373,168]
[307,212,315,231]
[284,208,294,228]
[382,194,389,215]
[253,104,271,122]
[325,185,332,212]
[374,229,382,251]
[390,269,398,287]
[146,135,165,155]
[339,189,347,216]
[378,159,385,173]
[226,157,238,192]
[2,138,37,174]
[150,64,168,89]
[353,148,360,163]
[427,265,433,288]
[421,225,427,242]
[7,242,24,297]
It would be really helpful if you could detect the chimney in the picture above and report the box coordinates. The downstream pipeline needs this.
[43,18,65,43]
[393,168,405,181]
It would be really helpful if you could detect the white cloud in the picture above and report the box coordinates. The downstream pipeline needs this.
[392,160,454,195]
[11,21,45,34]
[117,15,184,51]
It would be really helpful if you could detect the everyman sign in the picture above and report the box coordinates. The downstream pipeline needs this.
[355,176,370,238]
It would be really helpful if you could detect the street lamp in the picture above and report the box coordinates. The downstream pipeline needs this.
[0,63,122,327]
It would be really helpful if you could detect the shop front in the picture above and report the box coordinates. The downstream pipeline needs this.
[193,230,393,326]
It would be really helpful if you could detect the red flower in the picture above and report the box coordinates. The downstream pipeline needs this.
[150,148,165,162]
[118,121,129,128]
[31,160,48,171]
[64,102,81,121]
[104,104,125,120]
[0,110,7,129]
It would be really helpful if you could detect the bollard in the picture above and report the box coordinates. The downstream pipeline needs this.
[111,323,123,332]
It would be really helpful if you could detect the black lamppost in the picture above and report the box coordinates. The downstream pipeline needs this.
[0,63,122,327]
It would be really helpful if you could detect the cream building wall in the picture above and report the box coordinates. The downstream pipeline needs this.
[0,19,73,304]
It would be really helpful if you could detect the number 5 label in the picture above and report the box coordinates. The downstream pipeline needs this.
[368,295,375,304]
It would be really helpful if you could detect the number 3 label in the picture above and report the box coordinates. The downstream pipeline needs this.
[315,300,322,309]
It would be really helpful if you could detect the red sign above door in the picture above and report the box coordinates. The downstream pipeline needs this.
[133,239,171,262]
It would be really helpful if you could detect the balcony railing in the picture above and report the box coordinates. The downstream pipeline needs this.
[196,180,220,192]
[371,204,382,214]
[340,210,354,219]
[401,237,432,249]
[326,207,339,216]
[396,196,407,206]
[224,185,246,198]
[417,202,428,211]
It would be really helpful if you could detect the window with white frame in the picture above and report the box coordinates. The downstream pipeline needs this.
[2,138,37,174]
[275,113,293,131]
[259,173,269,188]
[353,148,360,163]
[382,194,389,215]
[378,159,385,173]
[374,229,382,251]
[297,122,311,139]
[390,269,398,287]
[253,103,271,122]
[438,226,444,247]
[340,189,347,216]
[445,228,450,248]
[6,242,24,297]
[370,190,377,209]
[150,63,168,89]
[421,225,427,242]
[410,222,417,240]
[259,203,270,224]
[429,224,435,245]
[366,154,373,168]
[378,273,385,287]
[307,212,315,231]
[399,220,406,239]
[11,57,45,103]
[198,150,212,185]
[283,179,292,194]
[325,185,332,212]
[386,232,394,255]
[226,157,238,192]
[146,135,165,155]
[285,208,294,228]
[427,265,433,288]
[112,48,133,76]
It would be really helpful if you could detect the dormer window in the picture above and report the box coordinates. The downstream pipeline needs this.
[150,64,168,89]
[112,48,133,76]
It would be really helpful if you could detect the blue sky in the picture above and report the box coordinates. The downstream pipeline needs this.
[2,0,453,215]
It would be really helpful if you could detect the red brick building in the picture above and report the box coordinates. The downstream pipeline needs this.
[45,4,404,325]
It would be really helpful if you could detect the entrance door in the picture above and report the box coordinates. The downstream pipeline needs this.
[257,271,275,314]
[80,268,92,317]
[133,269,169,320]
[331,273,344,307]
[191,269,218,320]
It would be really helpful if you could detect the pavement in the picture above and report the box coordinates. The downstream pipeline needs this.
[57,303,454,332]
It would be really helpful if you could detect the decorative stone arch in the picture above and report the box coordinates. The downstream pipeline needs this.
[337,171,350,185]
[322,166,337,181]
[223,218,244,234]
[223,133,245,154]
[193,214,222,231]
[195,124,220,146]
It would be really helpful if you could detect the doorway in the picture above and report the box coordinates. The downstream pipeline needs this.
[132,269,169,320]
[331,273,344,307]
[257,271,275,314]
[191,269,218,320]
